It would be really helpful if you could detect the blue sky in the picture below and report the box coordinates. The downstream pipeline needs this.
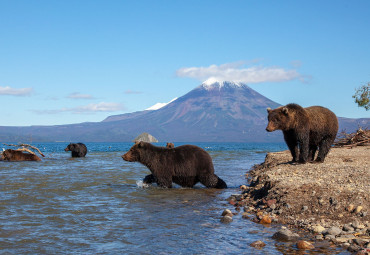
[1,1,369,126]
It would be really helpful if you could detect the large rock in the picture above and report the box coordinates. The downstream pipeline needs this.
[272,227,300,241]
[133,132,158,143]
[322,226,342,236]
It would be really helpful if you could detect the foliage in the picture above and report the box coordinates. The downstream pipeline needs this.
[353,83,370,111]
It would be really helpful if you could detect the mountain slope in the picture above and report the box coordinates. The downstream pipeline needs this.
[0,81,368,142]
[102,80,282,142]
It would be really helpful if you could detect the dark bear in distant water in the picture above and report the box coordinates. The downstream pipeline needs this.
[166,142,175,148]
[122,141,227,189]
[2,149,41,161]
[266,103,338,163]
[64,143,87,157]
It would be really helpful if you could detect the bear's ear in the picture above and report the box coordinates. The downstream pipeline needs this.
[267,107,272,113]
[137,141,144,148]
[282,107,289,115]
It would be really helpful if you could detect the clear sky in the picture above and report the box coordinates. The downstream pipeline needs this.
[1,0,369,126]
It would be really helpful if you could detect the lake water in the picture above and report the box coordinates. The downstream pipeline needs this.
[0,142,349,254]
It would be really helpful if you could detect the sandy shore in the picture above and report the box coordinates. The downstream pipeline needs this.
[226,146,370,253]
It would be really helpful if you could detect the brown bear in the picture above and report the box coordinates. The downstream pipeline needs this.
[122,141,227,189]
[266,103,338,163]
[166,142,175,148]
[2,149,41,161]
[64,143,87,157]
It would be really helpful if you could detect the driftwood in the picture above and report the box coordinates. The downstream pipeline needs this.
[2,143,45,157]
[334,128,370,147]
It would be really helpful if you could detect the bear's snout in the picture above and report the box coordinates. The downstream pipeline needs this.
[122,152,133,162]
[64,148,69,151]
[266,125,273,132]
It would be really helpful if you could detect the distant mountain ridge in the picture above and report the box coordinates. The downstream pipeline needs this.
[0,80,369,142]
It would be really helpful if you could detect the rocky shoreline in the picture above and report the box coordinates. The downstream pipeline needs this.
[222,146,370,254]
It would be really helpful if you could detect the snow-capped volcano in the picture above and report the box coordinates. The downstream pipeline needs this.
[201,78,246,90]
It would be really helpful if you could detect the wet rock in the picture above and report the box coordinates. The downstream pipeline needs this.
[259,215,272,224]
[354,238,367,246]
[272,227,299,241]
[315,234,324,240]
[325,235,335,240]
[352,221,366,230]
[230,194,243,201]
[220,215,233,223]
[348,244,361,252]
[256,211,264,218]
[297,240,315,250]
[244,206,255,212]
[340,242,351,249]
[356,248,370,255]
[221,209,232,216]
[334,237,352,243]
[242,212,250,219]
[343,224,355,232]
[250,240,266,248]
[322,226,342,236]
[311,225,325,233]
[240,185,247,190]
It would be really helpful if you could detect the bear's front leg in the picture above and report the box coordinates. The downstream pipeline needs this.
[283,131,299,162]
[156,175,173,188]
[143,174,156,184]
[298,135,309,164]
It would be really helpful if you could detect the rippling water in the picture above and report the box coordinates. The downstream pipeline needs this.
[0,142,348,254]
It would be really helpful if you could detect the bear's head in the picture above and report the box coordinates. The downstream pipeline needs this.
[266,106,293,132]
[64,143,75,152]
[2,149,14,160]
[166,142,174,149]
[122,141,147,162]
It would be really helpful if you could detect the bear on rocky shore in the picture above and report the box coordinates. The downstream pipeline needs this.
[266,103,338,163]
[64,143,88,157]
[122,141,227,189]
[1,149,41,161]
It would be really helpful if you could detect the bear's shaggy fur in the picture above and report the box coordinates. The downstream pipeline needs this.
[64,143,88,157]
[122,141,227,189]
[266,103,338,163]
[2,149,41,161]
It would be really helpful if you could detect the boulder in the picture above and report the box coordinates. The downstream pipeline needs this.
[272,227,299,241]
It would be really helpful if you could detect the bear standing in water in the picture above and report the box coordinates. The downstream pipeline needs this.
[64,143,88,157]
[122,141,227,189]
[166,142,175,148]
[266,103,338,163]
